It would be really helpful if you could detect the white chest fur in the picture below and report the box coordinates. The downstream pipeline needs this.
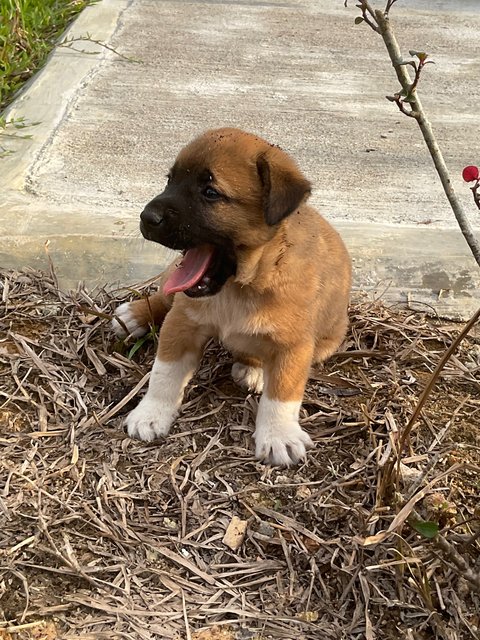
[184,286,272,343]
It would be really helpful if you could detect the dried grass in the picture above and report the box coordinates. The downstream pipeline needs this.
[1,268,479,640]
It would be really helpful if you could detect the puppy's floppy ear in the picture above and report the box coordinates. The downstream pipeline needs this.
[256,148,311,226]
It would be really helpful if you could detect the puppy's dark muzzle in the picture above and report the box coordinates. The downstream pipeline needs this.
[140,204,181,248]
[140,206,164,228]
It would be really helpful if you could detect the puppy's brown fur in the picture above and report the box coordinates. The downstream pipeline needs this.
[115,128,351,466]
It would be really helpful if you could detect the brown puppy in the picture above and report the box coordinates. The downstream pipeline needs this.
[113,128,351,466]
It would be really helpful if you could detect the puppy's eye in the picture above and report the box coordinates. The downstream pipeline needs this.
[203,186,222,200]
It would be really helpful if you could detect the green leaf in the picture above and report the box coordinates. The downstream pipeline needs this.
[354,16,364,25]
[128,334,150,359]
[409,50,429,63]
[411,520,439,539]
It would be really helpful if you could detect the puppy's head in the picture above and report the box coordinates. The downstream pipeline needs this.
[140,128,311,297]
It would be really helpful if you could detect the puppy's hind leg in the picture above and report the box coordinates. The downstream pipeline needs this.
[314,334,345,364]
[313,315,349,364]
[112,263,177,338]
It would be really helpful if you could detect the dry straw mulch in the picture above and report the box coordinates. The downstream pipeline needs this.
[1,268,479,640]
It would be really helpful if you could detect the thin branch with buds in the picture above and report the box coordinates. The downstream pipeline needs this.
[344,1,379,32]
[347,2,480,267]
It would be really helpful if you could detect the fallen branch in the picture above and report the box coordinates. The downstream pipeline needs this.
[57,35,141,64]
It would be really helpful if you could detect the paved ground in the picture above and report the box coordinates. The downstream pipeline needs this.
[1,0,480,316]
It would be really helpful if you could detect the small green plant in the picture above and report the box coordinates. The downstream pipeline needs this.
[410,520,439,539]
[114,290,158,360]
[0,115,38,156]
[0,0,92,112]
[0,1,139,155]
[127,328,157,360]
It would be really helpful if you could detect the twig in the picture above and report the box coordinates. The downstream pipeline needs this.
[361,463,462,546]
[463,528,480,547]
[397,306,480,457]
[1,621,46,633]
[384,0,398,13]
[2,268,479,636]
[57,35,141,64]
[9,569,30,623]
[387,93,418,118]
[471,181,480,211]
[409,509,480,593]
[360,1,380,33]
[432,534,480,592]
[181,589,192,640]
[345,0,380,32]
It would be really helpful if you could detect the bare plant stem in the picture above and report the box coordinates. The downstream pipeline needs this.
[374,10,480,267]
[397,305,480,458]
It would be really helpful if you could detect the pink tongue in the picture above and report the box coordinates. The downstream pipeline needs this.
[163,245,215,295]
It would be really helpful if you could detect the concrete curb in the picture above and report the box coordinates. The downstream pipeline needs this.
[0,0,131,191]
[2,221,479,320]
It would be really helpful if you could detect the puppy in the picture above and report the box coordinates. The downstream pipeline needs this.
[113,128,351,466]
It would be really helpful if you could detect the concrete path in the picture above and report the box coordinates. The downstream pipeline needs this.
[1,0,479,317]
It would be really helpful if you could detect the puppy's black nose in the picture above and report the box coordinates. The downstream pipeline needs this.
[140,206,163,227]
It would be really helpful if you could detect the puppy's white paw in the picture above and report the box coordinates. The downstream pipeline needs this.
[125,397,175,441]
[255,423,313,467]
[254,397,313,467]
[231,362,264,393]
[112,302,148,339]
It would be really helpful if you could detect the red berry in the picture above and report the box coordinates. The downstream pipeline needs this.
[462,165,479,182]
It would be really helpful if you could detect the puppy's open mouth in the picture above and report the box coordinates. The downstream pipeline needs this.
[163,244,236,298]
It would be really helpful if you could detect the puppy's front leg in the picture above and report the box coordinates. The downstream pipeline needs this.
[254,343,314,467]
[125,307,209,442]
